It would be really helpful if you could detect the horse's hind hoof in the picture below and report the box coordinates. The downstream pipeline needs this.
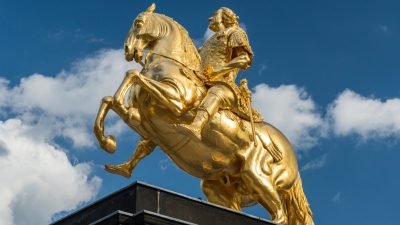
[104,163,132,178]
[272,214,288,225]
[101,135,116,154]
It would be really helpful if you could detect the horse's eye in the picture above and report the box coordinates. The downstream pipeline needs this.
[135,21,144,29]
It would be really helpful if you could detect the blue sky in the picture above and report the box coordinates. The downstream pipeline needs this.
[1,1,400,225]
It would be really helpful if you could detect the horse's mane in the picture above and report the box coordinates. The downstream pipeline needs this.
[151,13,201,68]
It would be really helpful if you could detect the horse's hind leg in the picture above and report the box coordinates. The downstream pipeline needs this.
[105,139,156,178]
[241,170,288,224]
[201,179,241,211]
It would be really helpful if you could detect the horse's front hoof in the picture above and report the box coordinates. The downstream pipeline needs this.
[101,135,116,153]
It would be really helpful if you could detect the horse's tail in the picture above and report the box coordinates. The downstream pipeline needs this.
[284,174,314,225]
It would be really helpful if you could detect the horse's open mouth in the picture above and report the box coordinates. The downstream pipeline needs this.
[124,45,134,62]
[125,44,138,62]
[125,54,133,62]
[134,48,144,63]
[125,48,143,64]
[125,53,134,62]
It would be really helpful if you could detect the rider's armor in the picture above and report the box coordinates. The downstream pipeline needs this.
[200,26,253,83]
[199,26,262,122]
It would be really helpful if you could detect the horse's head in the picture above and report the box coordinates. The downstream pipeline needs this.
[124,3,159,63]
[125,3,200,70]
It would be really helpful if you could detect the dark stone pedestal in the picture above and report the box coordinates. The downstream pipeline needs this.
[51,181,275,225]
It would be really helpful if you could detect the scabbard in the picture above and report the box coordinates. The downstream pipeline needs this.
[247,98,257,146]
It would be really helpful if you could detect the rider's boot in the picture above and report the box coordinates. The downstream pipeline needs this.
[177,91,222,140]
[177,109,209,140]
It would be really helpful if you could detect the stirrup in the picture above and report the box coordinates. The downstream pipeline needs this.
[104,163,132,178]
[176,124,202,140]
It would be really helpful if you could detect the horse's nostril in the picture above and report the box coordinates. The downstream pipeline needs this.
[124,45,129,54]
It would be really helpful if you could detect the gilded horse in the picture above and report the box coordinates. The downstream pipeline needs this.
[93,4,314,225]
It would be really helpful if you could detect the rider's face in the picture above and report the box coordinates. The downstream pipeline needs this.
[208,10,223,32]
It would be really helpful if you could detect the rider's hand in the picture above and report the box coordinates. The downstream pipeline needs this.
[203,65,214,78]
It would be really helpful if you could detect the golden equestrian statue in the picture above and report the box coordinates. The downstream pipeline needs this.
[93,4,314,225]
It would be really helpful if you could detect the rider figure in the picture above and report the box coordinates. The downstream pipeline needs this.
[104,7,254,178]
[177,7,254,140]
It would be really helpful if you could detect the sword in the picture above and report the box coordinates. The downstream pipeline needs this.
[240,80,257,146]
[247,92,257,146]
[208,69,258,146]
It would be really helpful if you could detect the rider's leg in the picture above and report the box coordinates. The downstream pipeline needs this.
[182,92,220,136]
[177,85,233,139]
[105,139,156,178]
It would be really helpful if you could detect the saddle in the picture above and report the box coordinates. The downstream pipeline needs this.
[179,66,262,123]
[207,78,263,123]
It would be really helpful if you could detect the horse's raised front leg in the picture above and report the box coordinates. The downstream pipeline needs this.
[94,96,117,153]
[112,69,139,119]
[132,72,185,116]
[105,139,156,178]
[93,69,145,153]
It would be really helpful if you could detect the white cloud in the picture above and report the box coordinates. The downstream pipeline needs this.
[332,192,341,204]
[253,84,326,150]
[203,28,214,41]
[194,22,246,48]
[0,119,101,225]
[9,49,133,116]
[0,49,141,224]
[0,48,139,148]
[379,25,390,34]
[328,89,400,140]
[239,22,247,32]
[193,28,214,48]
[0,78,9,112]
[159,158,173,172]
[301,154,328,171]
[258,64,268,75]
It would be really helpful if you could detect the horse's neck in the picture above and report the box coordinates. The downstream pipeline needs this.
[150,17,200,71]
[152,27,182,59]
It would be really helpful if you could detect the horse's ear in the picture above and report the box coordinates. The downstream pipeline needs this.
[146,3,156,13]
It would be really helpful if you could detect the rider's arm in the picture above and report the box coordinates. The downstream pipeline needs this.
[209,47,251,76]
[225,47,252,70]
